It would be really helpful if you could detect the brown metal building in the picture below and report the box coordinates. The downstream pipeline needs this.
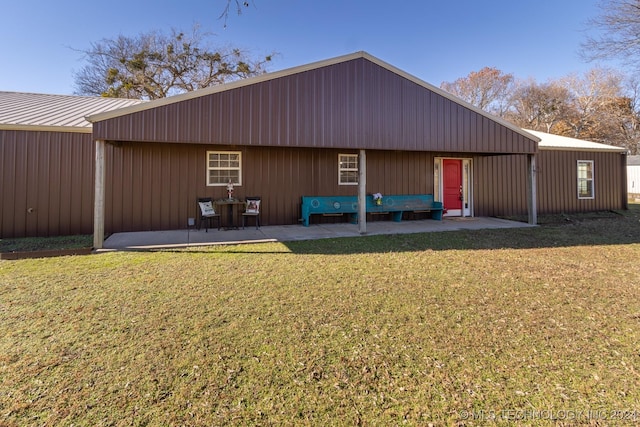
[1,53,628,240]
[0,92,143,238]
[472,130,628,217]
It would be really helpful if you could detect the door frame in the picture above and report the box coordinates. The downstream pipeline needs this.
[434,157,473,217]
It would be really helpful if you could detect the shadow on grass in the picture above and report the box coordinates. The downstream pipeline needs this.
[155,206,640,256]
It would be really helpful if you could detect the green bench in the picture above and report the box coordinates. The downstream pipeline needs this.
[301,194,443,227]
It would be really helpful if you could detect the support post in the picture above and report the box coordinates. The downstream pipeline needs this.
[622,152,629,210]
[527,153,537,225]
[93,139,106,249]
[358,149,367,234]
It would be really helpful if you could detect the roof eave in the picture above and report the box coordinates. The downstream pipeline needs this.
[0,123,92,133]
[539,145,627,153]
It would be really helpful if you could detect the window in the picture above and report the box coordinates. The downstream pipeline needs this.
[207,151,242,186]
[577,160,594,199]
[339,154,358,185]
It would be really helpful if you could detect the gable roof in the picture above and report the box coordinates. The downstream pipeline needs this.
[86,51,539,154]
[525,129,627,153]
[86,51,538,143]
[0,91,144,133]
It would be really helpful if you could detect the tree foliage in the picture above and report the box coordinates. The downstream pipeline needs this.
[74,26,272,100]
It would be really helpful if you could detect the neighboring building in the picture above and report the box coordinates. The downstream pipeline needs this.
[0,92,143,238]
[628,155,640,200]
[0,52,629,241]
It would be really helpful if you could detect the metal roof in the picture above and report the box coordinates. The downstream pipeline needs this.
[0,91,144,133]
[525,129,627,153]
[628,155,640,165]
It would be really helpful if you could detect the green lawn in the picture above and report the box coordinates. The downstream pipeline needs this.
[1,207,640,426]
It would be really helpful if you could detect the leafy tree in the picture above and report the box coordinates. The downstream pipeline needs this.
[74,26,272,99]
[581,0,640,72]
[440,67,515,117]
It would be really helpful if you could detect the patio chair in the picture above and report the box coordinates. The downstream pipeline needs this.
[197,197,221,232]
[242,196,261,229]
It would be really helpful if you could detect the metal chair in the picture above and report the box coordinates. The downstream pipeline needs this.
[197,197,221,232]
[242,196,261,229]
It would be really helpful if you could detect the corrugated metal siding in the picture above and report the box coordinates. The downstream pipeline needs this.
[102,143,439,233]
[102,143,628,233]
[537,150,626,213]
[0,129,94,238]
[93,58,537,155]
[4,130,625,237]
[473,155,528,217]
[473,151,627,217]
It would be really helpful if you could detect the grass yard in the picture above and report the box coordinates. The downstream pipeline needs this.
[0,234,93,253]
[1,207,640,426]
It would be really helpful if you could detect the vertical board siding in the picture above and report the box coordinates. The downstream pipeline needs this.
[0,130,94,238]
[102,143,438,233]
[93,58,537,155]
[473,151,626,217]
[3,129,625,238]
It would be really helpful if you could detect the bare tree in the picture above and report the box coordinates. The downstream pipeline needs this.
[219,0,253,27]
[593,77,640,154]
[559,67,624,139]
[581,0,640,72]
[440,67,515,117]
[618,77,640,154]
[507,79,572,133]
[74,25,272,99]
[442,59,640,152]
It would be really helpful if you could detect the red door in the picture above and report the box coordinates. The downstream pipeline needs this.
[443,159,463,214]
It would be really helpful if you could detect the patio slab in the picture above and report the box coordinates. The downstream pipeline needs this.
[101,217,535,251]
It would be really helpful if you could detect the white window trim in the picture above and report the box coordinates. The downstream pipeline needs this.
[206,151,242,186]
[338,153,359,185]
[577,160,594,199]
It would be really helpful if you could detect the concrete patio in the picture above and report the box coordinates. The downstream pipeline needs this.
[102,217,535,251]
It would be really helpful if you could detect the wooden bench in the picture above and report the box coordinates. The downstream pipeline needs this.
[301,194,443,227]
[301,196,360,227]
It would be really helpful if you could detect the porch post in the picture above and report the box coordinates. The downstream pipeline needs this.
[527,153,537,225]
[622,152,629,210]
[358,149,367,234]
[93,139,106,249]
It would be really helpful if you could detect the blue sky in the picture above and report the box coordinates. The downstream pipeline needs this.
[1,0,610,95]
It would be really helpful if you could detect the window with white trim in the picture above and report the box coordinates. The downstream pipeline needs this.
[207,151,242,186]
[338,154,358,185]
[577,160,594,199]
